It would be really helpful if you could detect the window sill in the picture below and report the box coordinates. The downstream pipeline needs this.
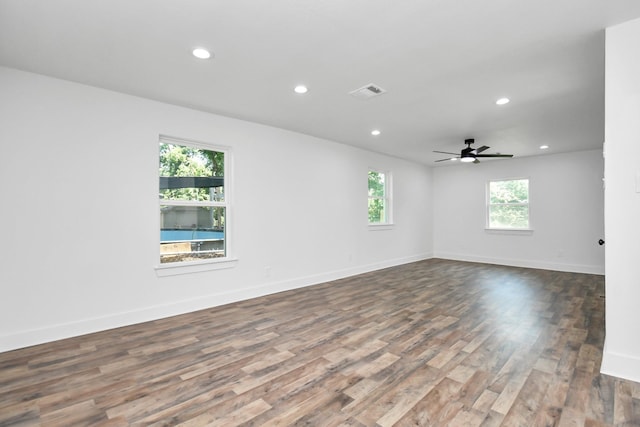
[368,223,394,231]
[484,228,533,236]
[155,257,238,277]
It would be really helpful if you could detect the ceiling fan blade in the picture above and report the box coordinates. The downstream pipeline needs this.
[442,139,514,163]
[435,157,456,162]
[475,154,514,158]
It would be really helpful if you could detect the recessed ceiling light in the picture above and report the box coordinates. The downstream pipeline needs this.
[294,85,308,94]
[192,48,211,59]
[540,145,549,150]
[496,97,510,105]
[371,129,381,136]
[450,158,458,161]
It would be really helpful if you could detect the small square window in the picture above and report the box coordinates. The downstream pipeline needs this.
[487,178,530,229]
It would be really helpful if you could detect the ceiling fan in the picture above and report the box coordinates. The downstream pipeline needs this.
[434,138,513,163]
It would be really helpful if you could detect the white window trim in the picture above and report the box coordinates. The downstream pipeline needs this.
[485,177,532,231]
[155,257,238,277]
[155,135,235,276]
[368,224,395,231]
[368,168,394,227]
[484,228,534,235]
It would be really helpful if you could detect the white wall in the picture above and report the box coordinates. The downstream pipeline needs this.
[601,17,640,383]
[433,150,605,274]
[0,66,433,352]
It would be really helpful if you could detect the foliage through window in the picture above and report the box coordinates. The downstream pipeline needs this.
[487,178,529,229]
[159,138,227,264]
[368,170,391,224]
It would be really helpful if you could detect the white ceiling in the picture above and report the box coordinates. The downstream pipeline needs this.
[2,0,640,166]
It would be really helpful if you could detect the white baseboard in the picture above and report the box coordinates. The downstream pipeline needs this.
[600,340,640,383]
[433,251,604,275]
[0,253,433,353]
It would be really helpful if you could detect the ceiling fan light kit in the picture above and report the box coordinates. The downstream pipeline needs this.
[191,48,212,59]
[434,138,513,164]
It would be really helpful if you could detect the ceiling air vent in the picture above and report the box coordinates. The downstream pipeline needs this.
[349,83,387,100]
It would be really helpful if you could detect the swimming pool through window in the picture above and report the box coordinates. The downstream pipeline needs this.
[159,137,228,264]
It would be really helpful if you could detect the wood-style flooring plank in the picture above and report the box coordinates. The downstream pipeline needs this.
[1,259,640,426]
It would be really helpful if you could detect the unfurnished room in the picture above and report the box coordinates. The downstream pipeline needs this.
[1,1,640,425]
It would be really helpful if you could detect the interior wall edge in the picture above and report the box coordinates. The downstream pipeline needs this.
[601,340,640,383]
[0,252,434,353]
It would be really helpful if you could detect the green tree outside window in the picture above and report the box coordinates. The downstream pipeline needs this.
[488,179,529,229]
[368,170,387,223]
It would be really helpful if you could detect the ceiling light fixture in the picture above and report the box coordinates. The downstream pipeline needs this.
[460,156,475,163]
[371,129,381,136]
[192,48,212,59]
[540,145,549,149]
[294,85,308,94]
[496,97,510,105]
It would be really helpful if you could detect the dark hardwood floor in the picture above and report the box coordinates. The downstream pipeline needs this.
[1,259,639,426]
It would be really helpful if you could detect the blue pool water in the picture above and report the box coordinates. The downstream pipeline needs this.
[161,230,224,242]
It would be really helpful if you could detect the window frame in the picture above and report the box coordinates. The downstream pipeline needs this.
[368,169,393,227]
[486,177,532,232]
[155,135,236,276]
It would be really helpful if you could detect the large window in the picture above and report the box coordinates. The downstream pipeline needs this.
[368,170,391,224]
[487,178,530,229]
[159,138,227,264]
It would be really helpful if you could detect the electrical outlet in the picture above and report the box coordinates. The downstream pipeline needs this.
[264,266,271,278]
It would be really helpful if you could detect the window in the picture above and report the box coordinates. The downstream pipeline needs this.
[368,170,391,224]
[159,138,228,264]
[487,178,530,229]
